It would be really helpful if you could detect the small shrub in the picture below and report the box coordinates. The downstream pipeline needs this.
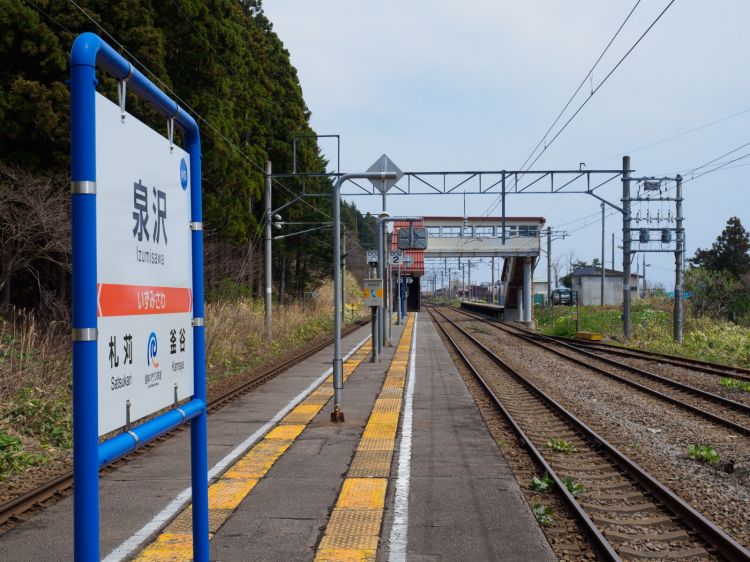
[0,431,45,481]
[561,476,584,497]
[532,503,554,526]
[545,438,578,454]
[4,388,72,449]
[530,472,553,492]
[687,444,720,464]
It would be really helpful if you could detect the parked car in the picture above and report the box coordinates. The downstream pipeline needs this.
[552,287,574,305]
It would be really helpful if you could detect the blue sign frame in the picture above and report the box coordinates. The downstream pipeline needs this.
[70,32,208,561]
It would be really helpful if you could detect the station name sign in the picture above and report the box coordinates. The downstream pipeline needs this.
[95,93,194,435]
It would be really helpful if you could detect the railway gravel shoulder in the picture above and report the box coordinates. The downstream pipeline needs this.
[441,307,750,551]
[430,306,749,561]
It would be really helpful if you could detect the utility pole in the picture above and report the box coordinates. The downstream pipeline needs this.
[612,232,615,270]
[674,174,684,342]
[643,253,647,298]
[546,226,552,306]
[264,161,272,338]
[601,202,605,307]
[622,155,632,339]
[468,260,472,301]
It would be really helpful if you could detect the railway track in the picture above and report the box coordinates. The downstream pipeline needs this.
[451,306,750,436]
[428,305,750,561]
[503,319,750,383]
[0,319,368,532]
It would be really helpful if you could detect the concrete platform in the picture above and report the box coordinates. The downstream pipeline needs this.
[0,324,374,562]
[378,313,555,561]
[1,314,556,561]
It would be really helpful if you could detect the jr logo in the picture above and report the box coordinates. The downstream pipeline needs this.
[147,331,159,368]
[180,158,188,190]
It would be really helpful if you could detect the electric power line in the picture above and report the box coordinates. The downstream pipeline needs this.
[517,0,643,173]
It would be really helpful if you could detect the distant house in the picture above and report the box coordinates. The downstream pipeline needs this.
[570,267,640,306]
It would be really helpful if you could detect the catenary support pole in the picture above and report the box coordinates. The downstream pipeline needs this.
[547,226,552,306]
[332,172,396,421]
[612,232,615,270]
[375,215,384,358]
[264,161,272,337]
[622,155,632,339]
[601,202,605,307]
[341,229,346,323]
[491,257,496,306]
[674,174,684,343]
[523,257,532,325]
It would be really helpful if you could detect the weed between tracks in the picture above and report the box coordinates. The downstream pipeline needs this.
[0,276,365,484]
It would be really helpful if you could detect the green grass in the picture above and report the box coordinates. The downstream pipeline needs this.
[720,377,750,393]
[535,297,750,369]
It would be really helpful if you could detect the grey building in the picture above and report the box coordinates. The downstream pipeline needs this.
[570,267,640,306]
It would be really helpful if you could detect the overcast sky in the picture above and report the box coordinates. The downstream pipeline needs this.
[264,1,750,286]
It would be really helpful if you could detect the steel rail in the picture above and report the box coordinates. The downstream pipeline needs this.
[452,307,750,436]
[562,339,750,383]
[496,314,750,382]
[0,319,369,530]
[428,307,619,561]
[429,305,750,562]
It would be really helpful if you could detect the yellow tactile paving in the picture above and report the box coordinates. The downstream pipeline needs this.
[135,339,372,561]
[316,547,377,562]
[207,478,259,510]
[336,478,388,510]
[315,315,415,562]
[265,423,306,440]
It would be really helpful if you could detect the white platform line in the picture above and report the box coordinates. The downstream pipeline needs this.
[104,333,371,562]
[388,312,418,562]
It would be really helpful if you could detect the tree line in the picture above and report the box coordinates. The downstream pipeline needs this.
[0,0,377,319]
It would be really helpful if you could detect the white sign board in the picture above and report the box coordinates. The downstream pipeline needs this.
[367,154,403,194]
[390,251,404,265]
[363,278,384,307]
[95,93,194,436]
[366,250,378,265]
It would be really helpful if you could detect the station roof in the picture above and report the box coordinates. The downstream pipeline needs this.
[423,216,546,223]
[572,266,640,278]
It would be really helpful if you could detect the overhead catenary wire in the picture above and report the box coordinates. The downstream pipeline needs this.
[517,0,643,174]
[479,0,676,222]
[589,106,750,165]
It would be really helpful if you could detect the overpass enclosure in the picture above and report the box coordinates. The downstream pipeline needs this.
[394,216,545,324]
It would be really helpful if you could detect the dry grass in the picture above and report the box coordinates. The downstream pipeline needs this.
[0,274,365,481]
[205,274,365,382]
[0,309,69,407]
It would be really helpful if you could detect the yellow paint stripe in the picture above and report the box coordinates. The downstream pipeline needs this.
[315,315,415,562]
[135,340,372,560]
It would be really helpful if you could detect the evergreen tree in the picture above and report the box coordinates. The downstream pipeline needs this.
[690,216,750,277]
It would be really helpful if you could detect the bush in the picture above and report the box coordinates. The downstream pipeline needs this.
[685,268,750,323]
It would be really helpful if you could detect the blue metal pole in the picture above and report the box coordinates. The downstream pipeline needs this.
[70,40,100,562]
[186,117,209,562]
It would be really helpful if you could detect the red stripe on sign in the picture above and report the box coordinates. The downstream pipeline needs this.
[97,284,192,317]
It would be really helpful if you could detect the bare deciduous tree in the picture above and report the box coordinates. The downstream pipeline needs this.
[0,165,70,312]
